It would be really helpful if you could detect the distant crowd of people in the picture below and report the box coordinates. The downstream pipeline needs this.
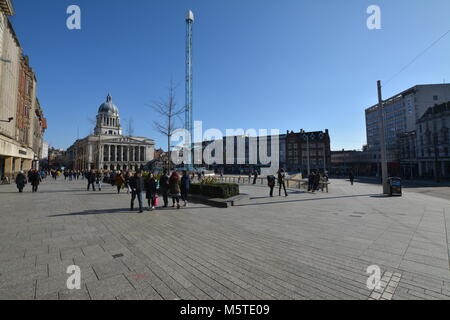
[9,166,341,212]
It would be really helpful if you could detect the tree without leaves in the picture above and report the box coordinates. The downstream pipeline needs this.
[148,80,184,171]
[123,118,135,169]
[86,117,101,170]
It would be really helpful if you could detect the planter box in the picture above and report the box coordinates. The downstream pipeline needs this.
[190,183,239,199]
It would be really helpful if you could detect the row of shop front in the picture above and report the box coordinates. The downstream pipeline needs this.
[0,135,38,181]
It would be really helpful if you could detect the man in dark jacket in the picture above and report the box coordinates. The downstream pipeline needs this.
[159,170,170,208]
[278,169,288,197]
[267,175,276,197]
[181,171,191,207]
[87,170,96,191]
[253,170,258,185]
[349,171,355,186]
[130,171,145,213]
[16,171,27,193]
[29,170,41,193]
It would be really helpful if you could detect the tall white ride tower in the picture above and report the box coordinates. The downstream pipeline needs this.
[185,10,194,169]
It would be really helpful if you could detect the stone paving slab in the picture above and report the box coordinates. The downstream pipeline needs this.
[1,178,450,299]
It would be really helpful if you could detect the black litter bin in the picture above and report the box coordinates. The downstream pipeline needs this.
[388,177,402,196]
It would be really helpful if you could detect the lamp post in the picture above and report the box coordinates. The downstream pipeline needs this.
[377,80,390,194]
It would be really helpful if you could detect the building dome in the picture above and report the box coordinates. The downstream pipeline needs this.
[98,94,119,115]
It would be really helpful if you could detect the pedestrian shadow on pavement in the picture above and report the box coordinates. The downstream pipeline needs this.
[48,206,209,217]
[234,194,379,207]
[48,208,133,217]
[0,189,88,194]
[80,192,121,195]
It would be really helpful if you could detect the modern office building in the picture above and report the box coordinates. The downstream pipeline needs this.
[365,84,450,175]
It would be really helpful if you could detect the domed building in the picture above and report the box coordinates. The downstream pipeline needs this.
[95,94,122,136]
[66,94,155,171]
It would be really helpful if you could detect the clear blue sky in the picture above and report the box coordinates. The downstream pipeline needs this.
[9,0,450,151]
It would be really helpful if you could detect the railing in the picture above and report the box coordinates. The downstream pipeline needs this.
[193,175,330,193]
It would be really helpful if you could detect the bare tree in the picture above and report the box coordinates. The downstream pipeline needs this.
[148,81,184,171]
[123,118,135,169]
[126,118,135,137]
[87,117,101,170]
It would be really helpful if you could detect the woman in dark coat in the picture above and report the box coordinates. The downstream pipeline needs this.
[29,170,41,193]
[169,171,181,209]
[180,171,191,207]
[144,172,158,211]
[16,171,27,193]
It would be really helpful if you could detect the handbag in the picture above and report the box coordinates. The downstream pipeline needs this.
[153,195,159,207]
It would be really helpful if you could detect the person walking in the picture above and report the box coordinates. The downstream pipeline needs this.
[181,171,191,207]
[349,171,355,186]
[124,171,132,194]
[308,172,315,192]
[313,171,321,191]
[267,174,276,197]
[144,172,158,211]
[169,171,181,209]
[29,170,41,193]
[16,171,27,193]
[115,172,125,194]
[96,171,103,191]
[253,170,258,185]
[159,170,170,208]
[277,169,288,197]
[87,170,96,191]
[130,171,144,213]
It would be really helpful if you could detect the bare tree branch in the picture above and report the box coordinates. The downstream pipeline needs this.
[148,80,185,171]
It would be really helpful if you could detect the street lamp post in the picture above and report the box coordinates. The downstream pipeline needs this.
[377,80,390,194]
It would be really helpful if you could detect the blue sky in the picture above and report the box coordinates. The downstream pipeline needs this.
[9,0,450,150]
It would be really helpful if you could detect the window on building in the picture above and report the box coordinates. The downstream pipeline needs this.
[433,95,439,101]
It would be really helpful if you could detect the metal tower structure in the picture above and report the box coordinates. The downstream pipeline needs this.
[185,10,194,170]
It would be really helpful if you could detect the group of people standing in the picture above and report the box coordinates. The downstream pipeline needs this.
[82,169,192,213]
[64,170,82,181]
[267,169,289,197]
[15,169,42,193]
[128,170,191,213]
[307,171,328,192]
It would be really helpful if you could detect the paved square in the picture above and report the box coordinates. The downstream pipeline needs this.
[1,177,450,300]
